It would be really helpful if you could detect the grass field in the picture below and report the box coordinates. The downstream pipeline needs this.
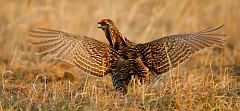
[0,0,240,110]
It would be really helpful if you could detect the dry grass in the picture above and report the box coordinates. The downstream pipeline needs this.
[0,0,240,110]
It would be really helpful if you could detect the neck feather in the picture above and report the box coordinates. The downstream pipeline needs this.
[105,26,127,50]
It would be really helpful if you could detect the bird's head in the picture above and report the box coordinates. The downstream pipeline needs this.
[97,19,114,30]
[97,19,117,48]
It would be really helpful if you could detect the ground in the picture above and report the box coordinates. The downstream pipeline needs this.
[0,0,240,110]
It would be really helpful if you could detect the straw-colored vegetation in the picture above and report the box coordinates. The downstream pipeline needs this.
[0,0,239,110]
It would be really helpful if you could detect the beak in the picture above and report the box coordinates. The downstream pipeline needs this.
[97,22,116,48]
[97,22,102,28]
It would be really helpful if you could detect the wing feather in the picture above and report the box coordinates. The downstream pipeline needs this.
[28,28,118,77]
[137,25,226,75]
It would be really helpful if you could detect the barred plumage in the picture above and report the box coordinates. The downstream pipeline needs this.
[28,28,119,77]
[28,19,226,93]
[136,26,226,75]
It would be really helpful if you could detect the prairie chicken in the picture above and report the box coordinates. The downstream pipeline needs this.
[28,19,226,94]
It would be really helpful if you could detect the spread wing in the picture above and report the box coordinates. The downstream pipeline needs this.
[28,28,119,77]
[136,25,227,75]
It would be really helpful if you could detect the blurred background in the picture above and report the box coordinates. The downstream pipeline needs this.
[0,0,239,110]
[0,0,239,68]
[0,0,240,82]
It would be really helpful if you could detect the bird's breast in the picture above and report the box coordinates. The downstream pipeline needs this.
[113,56,148,77]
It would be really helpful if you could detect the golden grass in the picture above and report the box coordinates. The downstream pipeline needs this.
[0,0,240,110]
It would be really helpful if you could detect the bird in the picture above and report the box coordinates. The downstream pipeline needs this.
[28,19,226,94]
